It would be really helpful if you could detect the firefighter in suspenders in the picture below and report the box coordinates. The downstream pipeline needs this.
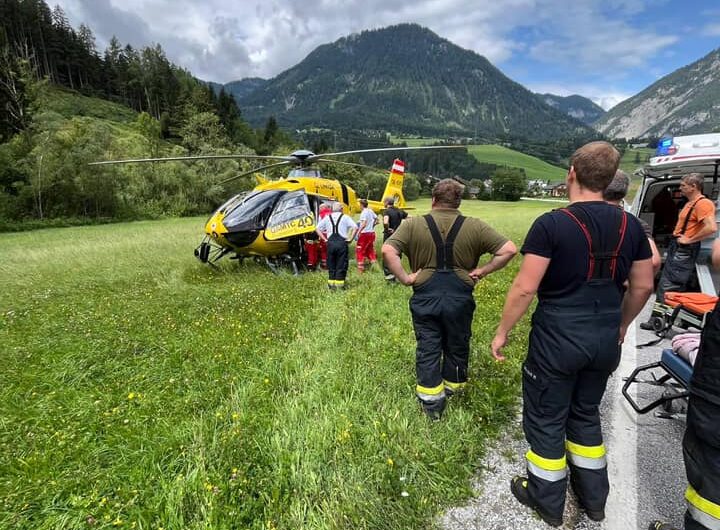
[315,202,358,290]
[381,179,517,421]
[492,141,655,526]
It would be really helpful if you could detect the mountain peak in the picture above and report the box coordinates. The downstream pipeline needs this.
[236,24,594,141]
[595,47,720,138]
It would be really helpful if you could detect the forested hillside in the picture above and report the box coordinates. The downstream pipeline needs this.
[0,0,293,226]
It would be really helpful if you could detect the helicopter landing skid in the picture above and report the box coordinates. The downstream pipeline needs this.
[264,255,303,276]
[194,238,230,265]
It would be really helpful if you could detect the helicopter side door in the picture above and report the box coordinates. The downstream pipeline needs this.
[264,190,317,241]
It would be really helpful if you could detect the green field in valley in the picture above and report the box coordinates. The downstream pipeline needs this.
[0,200,554,530]
[389,136,445,147]
[466,145,567,182]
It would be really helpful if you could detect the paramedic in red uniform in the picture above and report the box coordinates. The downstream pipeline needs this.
[491,141,654,526]
[356,198,378,272]
[650,237,720,530]
[641,173,716,330]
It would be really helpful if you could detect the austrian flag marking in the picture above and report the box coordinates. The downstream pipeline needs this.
[391,159,405,174]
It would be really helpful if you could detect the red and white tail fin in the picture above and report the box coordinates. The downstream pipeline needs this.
[381,158,406,208]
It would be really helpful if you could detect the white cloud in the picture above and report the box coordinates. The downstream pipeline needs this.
[701,23,720,36]
[527,82,631,111]
[54,0,679,93]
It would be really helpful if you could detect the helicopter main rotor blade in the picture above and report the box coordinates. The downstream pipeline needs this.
[217,161,293,185]
[314,159,385,171]
[306,145,464,162]
[89,154,292,166]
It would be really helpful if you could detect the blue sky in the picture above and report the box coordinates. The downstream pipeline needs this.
[57,0,720,110]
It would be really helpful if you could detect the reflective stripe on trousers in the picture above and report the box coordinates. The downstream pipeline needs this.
[687,486,720,530]
[566,440,607,470]
[416,382,445,402]
[526,449,567,482]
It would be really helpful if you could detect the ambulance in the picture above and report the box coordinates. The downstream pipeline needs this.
[631,133,720,294]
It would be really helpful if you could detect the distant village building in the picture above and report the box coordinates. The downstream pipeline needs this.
[547,182,568,197]
[527,179,549,197]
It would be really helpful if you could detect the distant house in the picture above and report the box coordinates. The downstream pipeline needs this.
[546,182,567,197]
[527,179,549,197]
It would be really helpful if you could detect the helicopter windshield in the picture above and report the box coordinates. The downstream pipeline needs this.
[217,192,249,215]
[265,190,316,241]
[222,190,286,230]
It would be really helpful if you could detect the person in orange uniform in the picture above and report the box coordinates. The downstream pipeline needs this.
[641,173,716,331]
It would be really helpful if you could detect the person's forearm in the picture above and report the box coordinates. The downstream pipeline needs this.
[381,245,409,283]
[495,280,536,336]
[687,225,717,243]
[621,285,653,329]
[476,252,514,278]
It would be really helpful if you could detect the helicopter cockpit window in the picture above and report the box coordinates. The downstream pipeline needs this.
[217,193,249,215]
[223,190,286,230]
[265,190,316,241]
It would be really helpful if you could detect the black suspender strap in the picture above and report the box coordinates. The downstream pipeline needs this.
[560,204,627,281]
[679,197,707,236]
[424,214,466,270]
[329,213,342,236]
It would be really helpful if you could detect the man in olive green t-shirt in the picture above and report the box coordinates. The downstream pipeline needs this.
[382,179,517,421]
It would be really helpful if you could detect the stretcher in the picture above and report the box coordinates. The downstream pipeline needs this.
[622,349,692,417]
[639,292,718,348]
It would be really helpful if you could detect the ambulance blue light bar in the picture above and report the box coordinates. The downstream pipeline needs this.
[656,137,676,156]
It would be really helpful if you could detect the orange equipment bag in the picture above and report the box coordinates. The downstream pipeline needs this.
[664,292,719,315]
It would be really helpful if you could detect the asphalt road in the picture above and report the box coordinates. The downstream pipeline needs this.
[441,299,689,530]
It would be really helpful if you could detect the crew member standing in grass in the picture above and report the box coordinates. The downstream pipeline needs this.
[382,179,517,421]
[641,173,716,329]
[382,197,408,281]
[356,198,378,273]
[491,141,654,526]
[316,202,357,290]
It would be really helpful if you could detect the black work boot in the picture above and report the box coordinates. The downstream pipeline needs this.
[570,475,605,521]
[418,397,445,422]
[510,476,563,527]
[648,521,680,530]
[639,320,655,331]
[585,507,605,522]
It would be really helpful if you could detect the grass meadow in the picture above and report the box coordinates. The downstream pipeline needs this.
[465,145,566,182]
[1,199,556,530]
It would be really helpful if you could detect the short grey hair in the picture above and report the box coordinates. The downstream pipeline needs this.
[331,201,343,212]
[682,173,704,191]
[603,170,630,202]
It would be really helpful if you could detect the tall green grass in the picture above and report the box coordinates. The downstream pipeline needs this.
[0,201,551,529]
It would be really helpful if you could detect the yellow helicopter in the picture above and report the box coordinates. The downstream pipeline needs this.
[93,146,461,273]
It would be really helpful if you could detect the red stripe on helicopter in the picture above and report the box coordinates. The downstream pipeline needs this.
[391,159,405,174]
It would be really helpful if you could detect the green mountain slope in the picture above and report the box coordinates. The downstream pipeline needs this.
[237,24,595,142]
[467,145,567,181]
